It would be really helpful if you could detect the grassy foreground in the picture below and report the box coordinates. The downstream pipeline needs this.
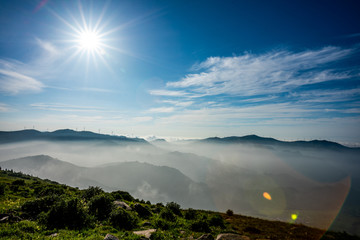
[0,169,358,240]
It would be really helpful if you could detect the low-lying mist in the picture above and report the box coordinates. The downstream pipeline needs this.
[0,138,359,235]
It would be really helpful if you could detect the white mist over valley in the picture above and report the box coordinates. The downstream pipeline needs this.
[1,129,359,235]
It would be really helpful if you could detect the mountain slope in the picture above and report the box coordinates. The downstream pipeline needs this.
[0,155,214,210]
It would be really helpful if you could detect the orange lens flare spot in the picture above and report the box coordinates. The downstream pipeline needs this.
[291,214,298,220]
[263,192,272,200]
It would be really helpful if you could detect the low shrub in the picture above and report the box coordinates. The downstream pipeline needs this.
[166,202,182,216]
[21,195,58,218]
[154,218,171,230]
[133,203,152,218]
[226,209,233,216]
[12,179,26,186]
[42,197,91,229]
[34,185,65,197]
[82,186,104,200]
[160,208,176,222]
[88,194,113,221]
[209,214,225,228]
[191,219,210,233]
[185,208,197,220]
[109,208,138,230]
[0,183,6,195]
[110,190,134,201]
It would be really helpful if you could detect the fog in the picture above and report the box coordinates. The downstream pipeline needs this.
[0,139,359,235]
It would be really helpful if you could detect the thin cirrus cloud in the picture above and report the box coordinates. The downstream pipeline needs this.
[0,38,61,95]
[0,103,9,112]
[164,46,354,97]
[0,68,44,95]
[147,107,175,113]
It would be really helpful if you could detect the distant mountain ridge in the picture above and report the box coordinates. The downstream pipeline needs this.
[1,129,359,151]
[200,134,359,151]
[0,129,148,144]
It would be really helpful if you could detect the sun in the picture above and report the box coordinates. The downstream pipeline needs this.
[77,30,102,51]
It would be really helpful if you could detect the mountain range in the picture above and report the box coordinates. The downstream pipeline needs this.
[0,129,359,235]
[0,129,147,144]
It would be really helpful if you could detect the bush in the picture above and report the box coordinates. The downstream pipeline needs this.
[43,197,91,229]
[34,185,65,197]
[166,202,182,216]
[0,183,6,196]
[109,208,138,230]
[226,209,233,216]
[185,208,197,220]
[154,218,171,230]
[82,186,104,200]
[12,179,26,186]
[209,214,225,228]
[88,194,113,221]
[110,190,134,201]
[190,219,210,233]
[159,208,176,222]
[21,195,58,219]
[133,203,152,218]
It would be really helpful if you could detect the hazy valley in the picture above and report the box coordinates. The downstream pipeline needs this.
[0,129,359,236]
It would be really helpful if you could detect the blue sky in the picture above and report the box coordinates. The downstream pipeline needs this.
[0,0,359,143]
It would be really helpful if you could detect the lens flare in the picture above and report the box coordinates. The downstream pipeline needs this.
[263,192,272,200]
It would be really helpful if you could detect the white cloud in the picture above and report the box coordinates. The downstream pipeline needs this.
[133,116,153,122]
[290,88,360,103]
[35,38,59,58]
[149,89,188,97]
[147,107,174,113]
[0,68,44,94]
[0,103,10,112]
[157,103,315,126]
[166,46,353,96]
[0,38,63,95]
[162,100,194,107]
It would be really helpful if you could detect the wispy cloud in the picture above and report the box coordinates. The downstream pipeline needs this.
[30,103,110,113]
[149,89,188,97]
[0,68,44,94]
[148,46,359,127]
[0,38,62,95]
[290,88,360,103]
[166,46,354,96]
[162,100,194,107]
[132,116,153,122]
[0,103,10,112]
[147,107,174,113]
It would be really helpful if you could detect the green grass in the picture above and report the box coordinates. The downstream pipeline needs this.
[0,169,359,240]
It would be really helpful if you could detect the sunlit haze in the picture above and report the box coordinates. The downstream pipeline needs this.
[0,1,360,237]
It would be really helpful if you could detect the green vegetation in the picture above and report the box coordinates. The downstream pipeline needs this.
[0,169,359,239]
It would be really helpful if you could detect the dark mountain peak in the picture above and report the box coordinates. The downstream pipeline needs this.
[200,135,357,151]
[0,129,149,144]
[203,135,279,144]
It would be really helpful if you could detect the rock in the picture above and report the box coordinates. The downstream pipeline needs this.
[104,233,119,240]
[0,214,21,223]
[216,234,250,240]
[133,229,156,239]
[0,216,9,223]
[197,234,215,240]
[113,201,132,210]
[49,233,59,237]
